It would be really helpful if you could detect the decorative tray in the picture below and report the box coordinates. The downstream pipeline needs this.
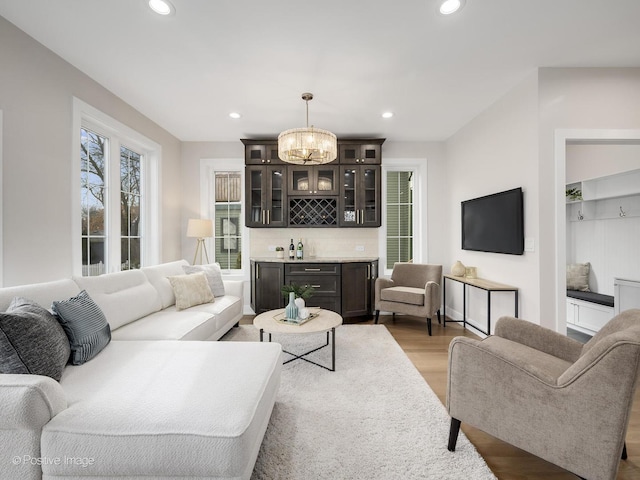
[274,311,319,326]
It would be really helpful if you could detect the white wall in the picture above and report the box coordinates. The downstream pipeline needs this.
[538,68,640,329]
[444,72,540,333]
[0,16,183,286]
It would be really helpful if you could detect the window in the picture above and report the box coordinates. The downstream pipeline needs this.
[386,171,414,269]
[120,145,142,270]
[213,172,242,270]
[74,98,160,276]
[80,129,107,276]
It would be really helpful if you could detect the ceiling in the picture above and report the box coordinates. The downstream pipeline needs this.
[1,0,640,143]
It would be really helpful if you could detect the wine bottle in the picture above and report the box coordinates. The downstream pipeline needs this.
[296,238,304,260]
[289,238,295,260]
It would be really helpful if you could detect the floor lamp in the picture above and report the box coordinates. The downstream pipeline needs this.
[187,218,213,265]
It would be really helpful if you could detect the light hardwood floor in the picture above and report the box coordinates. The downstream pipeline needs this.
[241,314,640,479]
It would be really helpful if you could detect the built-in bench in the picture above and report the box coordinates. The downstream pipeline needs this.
[566,289,615,335]
[566,290,615,308]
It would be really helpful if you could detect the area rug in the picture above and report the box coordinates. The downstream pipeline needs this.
[222,324,496,480]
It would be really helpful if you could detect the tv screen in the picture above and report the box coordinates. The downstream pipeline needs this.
[461,187,524,255]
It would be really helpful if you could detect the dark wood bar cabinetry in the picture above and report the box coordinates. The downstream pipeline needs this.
[250,259,378,318]
[243,138,384,228]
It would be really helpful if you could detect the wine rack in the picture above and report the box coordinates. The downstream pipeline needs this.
[289,198,337,226]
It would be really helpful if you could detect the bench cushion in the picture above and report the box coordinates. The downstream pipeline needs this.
[42,340,282,479]
[566,290,614,308]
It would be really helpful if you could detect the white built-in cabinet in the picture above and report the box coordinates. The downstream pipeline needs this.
[615,278,640,315]
[566,298,613,335]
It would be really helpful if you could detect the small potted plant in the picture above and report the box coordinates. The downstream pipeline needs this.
[275,246,284,259]
[281,283,314,309]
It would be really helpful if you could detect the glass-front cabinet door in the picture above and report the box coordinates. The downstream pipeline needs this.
[288,165,338,196]
[339,166,380,227]
[245,165,287,227]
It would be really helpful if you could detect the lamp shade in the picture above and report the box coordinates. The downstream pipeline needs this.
[186,219,213,238]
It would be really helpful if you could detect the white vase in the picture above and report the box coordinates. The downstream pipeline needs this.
[294,297,305,310]
[451,260,466,277]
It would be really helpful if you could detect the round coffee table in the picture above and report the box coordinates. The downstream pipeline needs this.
[253,308,343,371]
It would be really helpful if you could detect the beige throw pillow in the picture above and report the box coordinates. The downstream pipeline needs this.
[167,272,214,310]
[567,262,590,292]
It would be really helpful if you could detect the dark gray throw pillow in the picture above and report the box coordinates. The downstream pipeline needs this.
[52,290,111,365]
[0,297,71,381]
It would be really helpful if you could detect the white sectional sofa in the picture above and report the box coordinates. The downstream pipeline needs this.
[0,260,282,480]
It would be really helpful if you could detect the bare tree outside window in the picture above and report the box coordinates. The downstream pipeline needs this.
[80,128,143,275]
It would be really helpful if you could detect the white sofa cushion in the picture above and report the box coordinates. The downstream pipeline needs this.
[142,259,189,308]
[73,270,162,331]
[0,279,80,312]
[111,294,242,341]
[42,340,282,479]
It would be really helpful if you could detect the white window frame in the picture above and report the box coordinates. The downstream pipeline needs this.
[72,98,161,275]
[0,110,3,286]
[200,158,248,280]
[379,158,428,276]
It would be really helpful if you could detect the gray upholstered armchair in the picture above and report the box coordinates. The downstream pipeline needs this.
[374,263,442,336]
[447,309,640,480]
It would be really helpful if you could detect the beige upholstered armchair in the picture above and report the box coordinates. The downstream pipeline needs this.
[447,309,640,480]
[374,263,442,336]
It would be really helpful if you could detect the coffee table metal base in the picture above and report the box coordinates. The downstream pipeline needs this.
[259,327,336,372]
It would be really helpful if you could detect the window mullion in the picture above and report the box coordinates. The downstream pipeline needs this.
[108,137,122,273]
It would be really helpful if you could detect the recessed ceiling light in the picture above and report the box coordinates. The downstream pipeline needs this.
[439,0,465,15]
[148,0,174,15]
[382,112,394,119]
[229,112,241,119]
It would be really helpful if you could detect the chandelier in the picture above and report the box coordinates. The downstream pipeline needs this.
[278,93,337,165]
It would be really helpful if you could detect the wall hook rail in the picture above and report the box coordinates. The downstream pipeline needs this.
[620,206,627,218]
[577,209,584,221]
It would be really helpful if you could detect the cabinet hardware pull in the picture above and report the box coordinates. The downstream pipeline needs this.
[356,210,359,223]
[256,264,260,279]
[361,209,364,224]
[311,285,322,288]
[367,264,371,280]
[262,210,266,224]
[267,210,270,224]
[304,268,321,271]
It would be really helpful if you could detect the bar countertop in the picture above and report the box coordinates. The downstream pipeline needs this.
[250,257,378,263]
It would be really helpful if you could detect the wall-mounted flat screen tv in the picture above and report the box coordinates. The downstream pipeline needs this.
[461,187,524,255]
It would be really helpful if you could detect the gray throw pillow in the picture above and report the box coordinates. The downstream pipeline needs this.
[0,297,71,381]
[567,262,590,292]
[183,263,226,297]
[52,290,111,365]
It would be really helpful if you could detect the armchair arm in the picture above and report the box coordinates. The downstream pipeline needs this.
[374,277,394,309]
[494,316,583,363]
[425,281,441,316]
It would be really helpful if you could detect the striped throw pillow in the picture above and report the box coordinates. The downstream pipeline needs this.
[52,290,111,365]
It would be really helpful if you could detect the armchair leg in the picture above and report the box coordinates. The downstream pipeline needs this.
[374,310,380,324]
[427,317,432,336]
[448,418,461,452]
[392,312,396,323]
[623,442,628,460]
[437,309,441,324]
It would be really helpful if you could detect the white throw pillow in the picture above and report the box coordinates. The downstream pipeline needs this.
[182,263,226,297]
[167,272,215,311]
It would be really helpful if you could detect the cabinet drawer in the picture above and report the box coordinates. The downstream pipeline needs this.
[285,263,340,275]
[287,275,339,295]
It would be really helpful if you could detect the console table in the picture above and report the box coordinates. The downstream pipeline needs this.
[443,274,519,335]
